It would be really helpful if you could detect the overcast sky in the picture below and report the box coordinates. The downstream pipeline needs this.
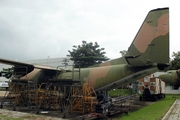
[0,0,179,61]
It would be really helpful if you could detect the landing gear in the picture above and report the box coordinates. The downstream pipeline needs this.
[95,91,112,114]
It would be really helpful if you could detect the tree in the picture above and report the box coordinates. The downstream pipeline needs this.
[168,51,180,70]
[67,41,109,68]
[120,50,127,57]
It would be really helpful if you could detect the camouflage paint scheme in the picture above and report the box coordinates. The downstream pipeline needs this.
[158,70,180,87]
[0,8,169,91]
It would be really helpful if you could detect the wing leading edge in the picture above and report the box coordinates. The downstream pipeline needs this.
[0,58,59,73]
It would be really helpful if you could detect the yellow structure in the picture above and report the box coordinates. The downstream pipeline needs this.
[70,83,98,114]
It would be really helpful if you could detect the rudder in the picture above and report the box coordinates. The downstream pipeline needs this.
[125,8,169,67]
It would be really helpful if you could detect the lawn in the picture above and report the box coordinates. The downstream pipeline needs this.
[0,115,21,120]
[119,94,180,120]
[108,88,133,97]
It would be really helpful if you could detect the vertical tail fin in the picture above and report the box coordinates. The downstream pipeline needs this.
[125,8,169,67]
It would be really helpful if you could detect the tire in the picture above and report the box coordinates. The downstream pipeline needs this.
[163,94,166,98]
[153,96,157,101]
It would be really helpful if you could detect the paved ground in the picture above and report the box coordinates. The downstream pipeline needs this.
[0,109,66,120]
[0,91,7,96]
[162,99,180,120]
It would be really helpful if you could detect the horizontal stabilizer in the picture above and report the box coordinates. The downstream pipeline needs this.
[125,55,152,66]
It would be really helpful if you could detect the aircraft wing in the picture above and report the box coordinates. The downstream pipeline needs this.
[0,58,59,72]
[0,58,34,68]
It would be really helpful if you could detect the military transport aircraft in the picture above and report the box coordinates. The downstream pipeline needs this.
[0,7,169,92]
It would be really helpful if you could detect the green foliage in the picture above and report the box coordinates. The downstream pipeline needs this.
[67,41,109,68]
[169,51,180,70]
[120,50,127,57]
[120,94,179,120]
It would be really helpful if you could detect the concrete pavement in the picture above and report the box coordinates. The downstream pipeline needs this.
[162,99,180,120]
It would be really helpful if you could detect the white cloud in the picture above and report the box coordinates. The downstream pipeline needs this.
[0,0,178,61]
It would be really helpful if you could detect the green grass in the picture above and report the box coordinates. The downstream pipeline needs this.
[0,116,21,120]
[108,89,133,97]
[0,88,7,91]
[119,94,180,120]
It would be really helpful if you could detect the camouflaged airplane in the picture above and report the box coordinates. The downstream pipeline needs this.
[0,7,169,92]
[159,70,180,90]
